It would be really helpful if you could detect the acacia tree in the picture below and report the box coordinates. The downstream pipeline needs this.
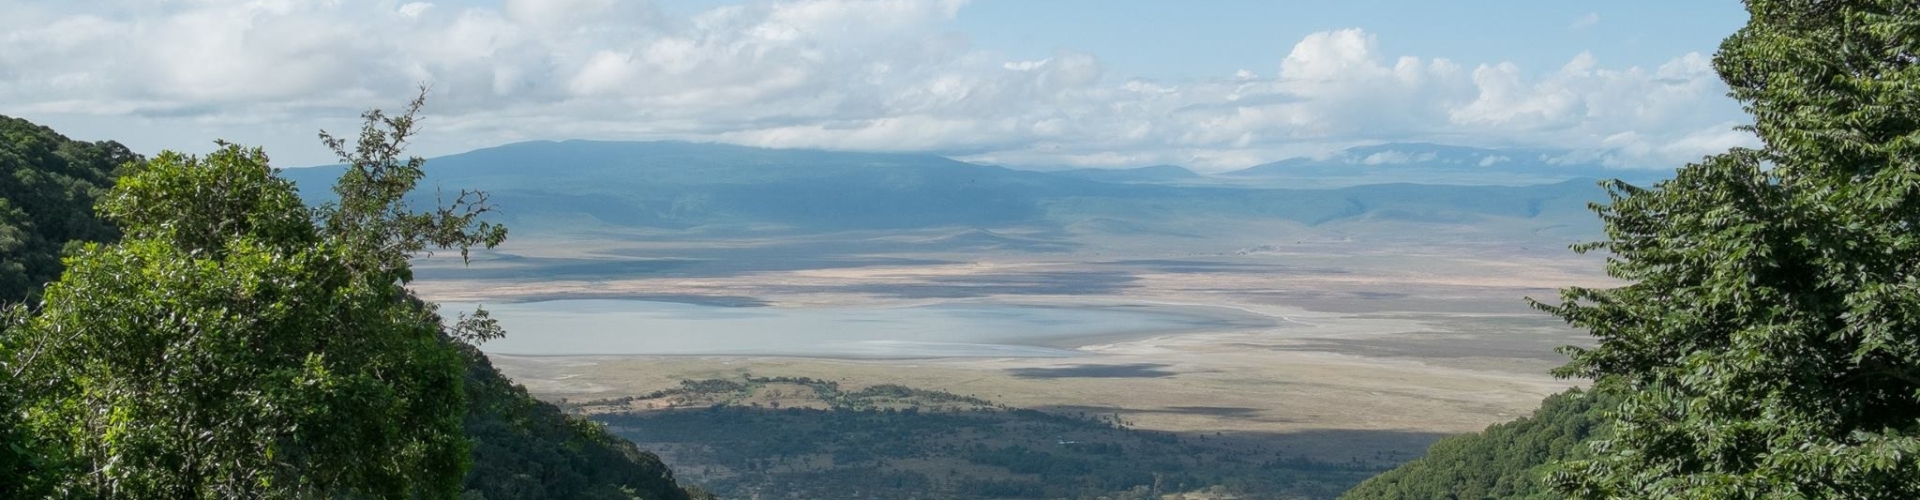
[1,94,504,499]
[1537,1,1920,497]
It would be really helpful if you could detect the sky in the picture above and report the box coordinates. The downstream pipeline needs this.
[0,0,1755,171]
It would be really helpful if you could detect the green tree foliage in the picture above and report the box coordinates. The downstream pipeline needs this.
[316,95,507,282]
[1339,389,1616,500]
[0,116,136,303]
[1532,1,1920,497]
[0,319,32,500]
[2,98,499,498]
[0,107,707,500]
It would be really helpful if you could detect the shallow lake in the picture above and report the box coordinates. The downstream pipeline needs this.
[450,299,1270,358]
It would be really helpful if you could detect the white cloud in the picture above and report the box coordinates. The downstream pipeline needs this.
[1003,59,1049,71]
[1571,12,1601,29]
[398,2,434,19]
[0,1,1747,172]
[1281,29,1384,81]
[1358,151,1438,165]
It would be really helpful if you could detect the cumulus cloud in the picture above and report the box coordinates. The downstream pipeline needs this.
[0,0,1749,171]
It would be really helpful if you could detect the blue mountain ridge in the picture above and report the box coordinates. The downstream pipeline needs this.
[279,140,1649,239]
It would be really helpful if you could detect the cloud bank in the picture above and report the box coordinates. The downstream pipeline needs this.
[0,0,1752,170]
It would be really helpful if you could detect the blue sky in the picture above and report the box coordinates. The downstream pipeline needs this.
[952,1,1745,82]
[0,0,1754,171]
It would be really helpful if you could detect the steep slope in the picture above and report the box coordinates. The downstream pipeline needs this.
[1339,389,1616,500]
[458,343,710,500]
[0,115,138,302]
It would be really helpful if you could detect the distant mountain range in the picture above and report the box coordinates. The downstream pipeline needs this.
[1221,142,1670,187]
[281,141,1641,247]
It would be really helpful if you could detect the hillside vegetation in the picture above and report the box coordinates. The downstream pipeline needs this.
[0,116,137,301]
[460,344,706,500]
[1339,390,1616,500]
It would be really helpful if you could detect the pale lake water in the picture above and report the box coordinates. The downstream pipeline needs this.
[450,299,1272,358]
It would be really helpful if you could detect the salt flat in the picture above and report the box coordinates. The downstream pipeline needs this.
[420,237,1607,460]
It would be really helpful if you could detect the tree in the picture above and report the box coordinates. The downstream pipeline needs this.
[1534,1,1920,497]
[2,94,503,499]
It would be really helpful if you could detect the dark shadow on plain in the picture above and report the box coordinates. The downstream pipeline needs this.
[495,293,772,307]
[760,270,1142,300]
[1007,363,1175,379]
[1158,406,1265,417]
[417,255,955,281]
[1270,338,1574,362]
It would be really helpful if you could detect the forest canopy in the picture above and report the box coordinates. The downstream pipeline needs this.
[0,116,135,302]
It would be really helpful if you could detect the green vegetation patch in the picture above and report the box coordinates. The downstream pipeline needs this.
[0,115,136,302]
[1339,389,1615,500]
[580,376,1383,500]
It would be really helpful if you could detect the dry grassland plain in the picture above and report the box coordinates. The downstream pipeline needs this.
[414,236,1611,460]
